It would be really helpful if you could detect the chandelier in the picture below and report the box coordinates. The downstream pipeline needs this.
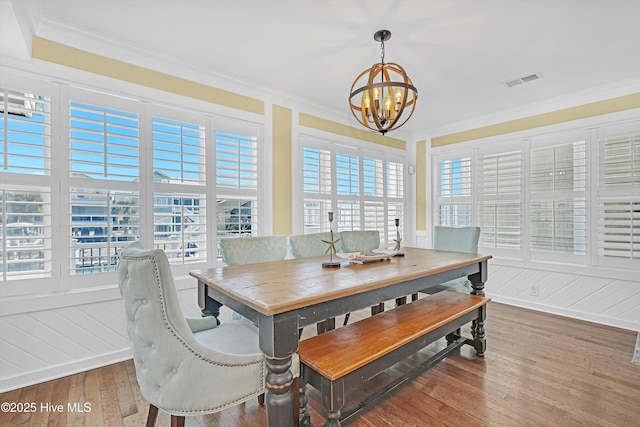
[349,30,418,135]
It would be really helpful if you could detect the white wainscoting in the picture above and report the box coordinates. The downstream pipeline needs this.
[0,277,204,393]
[1,264,638,392]
[486,261,640,332]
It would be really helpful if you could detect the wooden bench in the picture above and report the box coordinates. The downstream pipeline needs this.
[297,290,490,426]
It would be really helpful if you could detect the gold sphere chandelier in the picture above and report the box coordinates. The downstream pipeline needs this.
[349,30,418,135]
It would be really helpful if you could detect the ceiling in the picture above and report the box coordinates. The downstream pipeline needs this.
[2,0,640,136]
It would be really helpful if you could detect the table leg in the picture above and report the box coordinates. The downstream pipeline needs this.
[265,356,295,426]
[260,316,299,427]
[468,260,488,296]
[197,281,222,322]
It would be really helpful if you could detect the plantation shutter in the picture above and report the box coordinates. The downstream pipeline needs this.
[479,150,522,249]
[437,156,471,226]
[597,123,640,265]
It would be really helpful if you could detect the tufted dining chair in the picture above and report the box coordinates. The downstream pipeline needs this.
[219,235,288,266]
[117,241,299,426]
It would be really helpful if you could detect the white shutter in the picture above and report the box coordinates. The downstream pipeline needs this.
[153,192,206,263]
[152,117,205,185]
[597,122,640,266]
[214,120,260,247]
[301,138,405,242]
[1,189,52,280]
[70,188,139,274]
[599,130,640,188]
[437,157,471,226]
[386,160,404,199]
[479,150,522,249]
[598,201,639,261]
[215,128,257,191]
[69,99,140,275]
[529,141,586,256]
[1,88,52,281]
[69,101,139,180]
[1,89,51,175]
[302,146,331,195]
[336,152,359,196]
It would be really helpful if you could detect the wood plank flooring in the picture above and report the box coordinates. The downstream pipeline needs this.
[2,302,639,426]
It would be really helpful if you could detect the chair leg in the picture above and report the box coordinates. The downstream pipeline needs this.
[170,415,185,427]
[258,393,265,405]
[342,312,350,326]
[146,404,159,427]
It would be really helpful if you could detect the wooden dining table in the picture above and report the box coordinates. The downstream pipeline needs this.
[190,247,491,427]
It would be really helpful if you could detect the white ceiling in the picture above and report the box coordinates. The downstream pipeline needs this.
[2,0,640,136]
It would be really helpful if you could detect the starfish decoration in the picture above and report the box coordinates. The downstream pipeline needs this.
[393,232,402,251]
[322,231,341,255]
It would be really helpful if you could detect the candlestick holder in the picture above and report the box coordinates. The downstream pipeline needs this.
[393,218,404,256]
[322,212,341,268]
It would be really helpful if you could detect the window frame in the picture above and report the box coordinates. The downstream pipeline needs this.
[296,131,407,248]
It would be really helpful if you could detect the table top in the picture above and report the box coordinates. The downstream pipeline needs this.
[189,247,491,316]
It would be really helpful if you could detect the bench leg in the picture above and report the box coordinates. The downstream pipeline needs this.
[472,305,487,356]
[320,378,344,427]
[370,302,385,315]
[299,376,311,427]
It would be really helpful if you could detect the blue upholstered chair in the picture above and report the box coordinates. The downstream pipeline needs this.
[289,232,343,333]
[289,232,339,259]
[426,226,481,294]
[219,236,288,323]
[117,242,299,426]
[339,230,384,318]
[219,235,288,266]
[339,230,381,253]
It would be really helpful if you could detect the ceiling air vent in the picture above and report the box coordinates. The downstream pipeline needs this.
[504,72,543,88]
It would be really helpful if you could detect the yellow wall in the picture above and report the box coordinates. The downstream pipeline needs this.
[299,113,405,150]
[432,92,640,147]
[31,37,264,115]
[272,105,293,235]
[415,140,427,231]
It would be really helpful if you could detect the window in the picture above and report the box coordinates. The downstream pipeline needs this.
[478,150,522,250]
[69,100,140,274]
[597,122,640,266]
[436,156,471,226]
[300,136,405,246]
[214,121,260,251]
[152,114,207,264]
[529,137,586,257]
[433,118,639,269]
[1,88,52,281]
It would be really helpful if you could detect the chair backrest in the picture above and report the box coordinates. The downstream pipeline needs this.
[433,226,480,253]
[117,242,265,413]
[219,236,287,266]
[340,230,380,253]
[289,232,339,258]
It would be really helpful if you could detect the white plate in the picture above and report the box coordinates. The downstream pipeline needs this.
[336,249,400,264]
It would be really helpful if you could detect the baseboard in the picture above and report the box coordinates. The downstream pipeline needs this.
[489,295,640,332]
[0,348,132,393]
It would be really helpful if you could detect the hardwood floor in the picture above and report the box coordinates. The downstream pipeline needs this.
[2,302,639,426]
